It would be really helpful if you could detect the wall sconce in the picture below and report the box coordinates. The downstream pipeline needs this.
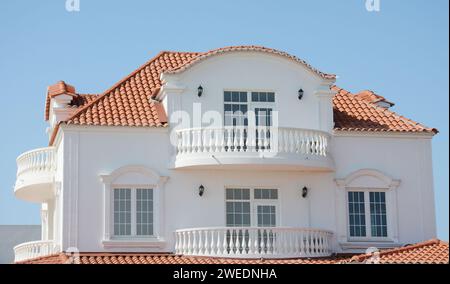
[198,185,205,196]
[302,186,308,198]
[298,89,304,100]
[198,85,204,97]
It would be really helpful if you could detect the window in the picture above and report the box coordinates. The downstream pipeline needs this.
[347,191,388,238]
[370,192,387,237]
[348,191,366,237]
[226,188,251,227]
[225,188,278,227]
[224,91,248,127]
[113,187,154,237]
[113,188,131,236]
[223,91,276,127]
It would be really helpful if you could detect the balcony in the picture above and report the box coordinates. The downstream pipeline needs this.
[173,127,334,171]
[175,227,333,258]
[14,240,60,263]
[14,147,56,202]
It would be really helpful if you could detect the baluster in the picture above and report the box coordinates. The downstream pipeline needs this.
[253,229,259,254]
[232,128,239,152]
[235,229,241,255]
[175,233,179,254]
[208,230,214,256]
[187,231,193,255]
[229,229,235,255]
[213,129,220,153]
[222,229,228,255]
[226,128,232,152]
[204,230,209,255]
[215,230,221,256]
[242,228,247,254]
[197,130,202,153]
[294,231,300,255]
[247,229,253,255]
[263,128,269,151]
[208,129,215,153]
[177,132,183,154]
[260,229,266,255]
[267,228,273,255]
[239,128,245,152]
[248,127,256,152]
[177,231,186,254]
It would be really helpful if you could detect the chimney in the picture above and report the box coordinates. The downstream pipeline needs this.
[355,90,395,109]
[46,81,78,128]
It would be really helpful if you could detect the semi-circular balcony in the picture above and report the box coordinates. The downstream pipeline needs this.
[14,240,60,263]
[14,147,56,202]
[175,227,333,258]
[173,127,334,171]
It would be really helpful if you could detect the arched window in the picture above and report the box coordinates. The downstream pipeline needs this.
[100,166,168,248]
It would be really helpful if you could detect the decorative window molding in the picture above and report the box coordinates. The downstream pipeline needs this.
[335,169,401,246]
[100,165,168,249]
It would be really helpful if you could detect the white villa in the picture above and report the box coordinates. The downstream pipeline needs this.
[13,46,441,264]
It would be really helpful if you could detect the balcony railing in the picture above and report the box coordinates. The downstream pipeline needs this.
[176,127,329,157]
[14,240,60,263]
[14,147,57,202]
[175,227,333,258]
[16,147,57,178]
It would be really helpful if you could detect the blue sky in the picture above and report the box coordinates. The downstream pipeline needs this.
[0,0,448,240]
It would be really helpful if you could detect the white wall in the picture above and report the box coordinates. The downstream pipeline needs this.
[163,51,334,133]
[59,127,436,253]
[333,133,437,246]
[53,51,436,254]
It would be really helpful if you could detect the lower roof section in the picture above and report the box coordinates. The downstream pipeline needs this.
[17,239,448,264]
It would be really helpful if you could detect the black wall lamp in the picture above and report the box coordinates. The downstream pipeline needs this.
[301,186,308,198]
[198,185,205,196]
[198,85,204,97]
[298,89,304,100]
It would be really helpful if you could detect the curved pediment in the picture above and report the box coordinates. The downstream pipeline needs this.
[165,45,335,80]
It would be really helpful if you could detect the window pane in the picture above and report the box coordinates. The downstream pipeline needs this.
[224,91,231,102]
[136,188,154,236]
[370,192,387,237]
[348,191,366,237]
[252,92,259,102]
[113,188,131,236]
[254,189,278,200]
[225,189,251,227]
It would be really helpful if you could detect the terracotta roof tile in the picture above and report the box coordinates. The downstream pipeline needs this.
[344,239,449,264]
[64,51,201,127]
[45,47,436,139]
[17,239,449,264]
[332,86,437,133]
[18,253,345,264]
[355,90,394,107]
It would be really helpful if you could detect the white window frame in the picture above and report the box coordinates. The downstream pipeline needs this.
[224,187,280,227]
[100,165,168,248]
[346,188,389,242]
[335,169,401,246]
[223,90,278,127]
[112,186,154,238]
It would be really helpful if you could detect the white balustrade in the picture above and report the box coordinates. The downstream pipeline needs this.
[14,240,60,263]
[175,227,333,258]
[16,147,57,178]
[176,127,329,157]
